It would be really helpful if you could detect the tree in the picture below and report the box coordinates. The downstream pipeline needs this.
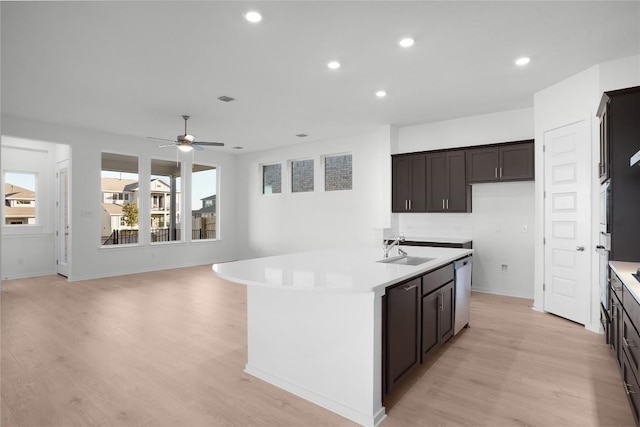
[122,202,138,229]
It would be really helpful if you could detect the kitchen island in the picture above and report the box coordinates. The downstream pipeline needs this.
[213,246,472,427]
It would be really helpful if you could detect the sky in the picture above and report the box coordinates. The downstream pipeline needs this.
[5,171,36,191]
[101,168,217,210]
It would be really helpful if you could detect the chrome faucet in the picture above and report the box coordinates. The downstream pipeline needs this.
[383,234,405,258]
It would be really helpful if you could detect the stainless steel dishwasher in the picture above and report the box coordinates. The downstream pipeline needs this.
[454,256,472,335]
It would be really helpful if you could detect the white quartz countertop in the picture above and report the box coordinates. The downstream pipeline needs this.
[610,261,640,304]
[400,236,472,244]
[213,246,473,294]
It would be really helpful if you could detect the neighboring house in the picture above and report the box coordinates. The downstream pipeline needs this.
[4,183,35,225]
[100,177,181,242]
[193,194,216,239]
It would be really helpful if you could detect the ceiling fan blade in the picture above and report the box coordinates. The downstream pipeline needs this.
[194,141,225,146]
[157,143,177,148]
[148,136,177,142]
[192,144,204,151]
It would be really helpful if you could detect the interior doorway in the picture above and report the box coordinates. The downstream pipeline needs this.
[56,159,70,277]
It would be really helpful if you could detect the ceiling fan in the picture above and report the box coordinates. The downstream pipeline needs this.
[148,115,224,152]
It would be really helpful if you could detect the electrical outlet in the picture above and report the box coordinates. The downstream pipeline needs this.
[501,264,508,272]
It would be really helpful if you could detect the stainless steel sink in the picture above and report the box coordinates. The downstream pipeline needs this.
[377,255,434,266]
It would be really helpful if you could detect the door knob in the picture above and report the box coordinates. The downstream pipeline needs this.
[576,246,585,251]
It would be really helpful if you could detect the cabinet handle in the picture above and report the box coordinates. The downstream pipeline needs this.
[409,200,412,210]
[499,167,503,178]
[405,200,408,210]
[626,382,636,395]
[495,167,498,178]
[624,337,636,348]
[438,293,443,310]
[446,199,449,209]
[403,284,418,291]
[442,199,445,209]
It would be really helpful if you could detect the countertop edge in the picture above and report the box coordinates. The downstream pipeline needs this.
[213,248,473,294]
[610,261,640,304]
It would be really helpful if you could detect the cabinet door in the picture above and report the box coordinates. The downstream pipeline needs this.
[466,147,499,183]
[385,278,421,394]
[623,311,640,380]
[611,293,623,368]
[445,151,468,212]
[623,353,640,424]
[599,106,609,183]
[499,143,534,181]
[439,281,455,343]
[409,155,427,211]
[426,153,447,212]
[392,156,411,212]
[421,289,440,361]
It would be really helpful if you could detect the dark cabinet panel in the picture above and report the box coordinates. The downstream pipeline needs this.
[421,281,454,362]
[466,141,534,183]
[623,310,640,381]
[500,143,534,180]
[623,353,640,425]
[598,87,640,262]
[599,106,610,183]
[466,147,499,182]
[611,290,623,368]
[392,154,426,212]
[384,277,421,395]
[426,151,469,212]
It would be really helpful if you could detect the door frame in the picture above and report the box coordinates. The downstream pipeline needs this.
[535,116,599,332]
[56,159,71,278]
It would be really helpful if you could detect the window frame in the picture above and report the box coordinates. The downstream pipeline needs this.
[261,162,283,195]
[2,170,39,227]
[289,158,315,194]
[322,153,353,192]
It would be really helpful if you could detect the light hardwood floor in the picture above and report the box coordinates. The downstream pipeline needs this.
[1,265,634,426]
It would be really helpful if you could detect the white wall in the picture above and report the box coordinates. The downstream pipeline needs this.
[533,54,639,332]
[393,108,535,297]
[1,137,59,279]
[2,116,239,280]
[471,181,535,298]
[236,129,392,259]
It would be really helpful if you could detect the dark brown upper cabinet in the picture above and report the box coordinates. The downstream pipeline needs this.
[466,141,534,183]
[426,150,470,212]
[392,153,427,212]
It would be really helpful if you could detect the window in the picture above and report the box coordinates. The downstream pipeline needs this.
[262,163,282,195]
[324,154,352,191]
[291,159,314,193]
[151,159,182,243]
[3,171,37,225]
[101,153,139,245]
[192,164,217,240]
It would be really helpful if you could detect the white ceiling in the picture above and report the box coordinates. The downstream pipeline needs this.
[2,1,639,152]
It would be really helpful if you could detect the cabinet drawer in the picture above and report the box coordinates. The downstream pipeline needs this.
[623,282,640,332]
[422,263,454,295]
[623,311,640,381]
[623,352,640,425]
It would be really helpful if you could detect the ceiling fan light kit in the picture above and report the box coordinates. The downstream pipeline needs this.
[148,115,224,154]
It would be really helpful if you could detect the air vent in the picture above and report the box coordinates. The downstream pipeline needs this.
[217,95,236,102]
[296,134,308,138]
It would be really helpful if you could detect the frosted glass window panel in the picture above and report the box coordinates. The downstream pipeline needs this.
[325,154,352,191]
[263,163,282,194]
[291,159,314,193]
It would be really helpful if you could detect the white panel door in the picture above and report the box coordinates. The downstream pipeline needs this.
[57,160,70,277]
[544,120,590,324]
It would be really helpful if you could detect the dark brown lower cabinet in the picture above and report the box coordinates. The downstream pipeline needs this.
[383,264,455,399]
[421,281,454,361]
[623,353,640,423]
[612,291,624,368]
[383,277,421,395]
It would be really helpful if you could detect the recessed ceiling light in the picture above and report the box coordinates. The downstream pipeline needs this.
[399,37,415,48]
[245,11,262,23]
[515,57,530,66]
[217,95,236,102]
[233,146,244,150]
[376,90,387,98]
[327,61,341,70]
[296,134,308,138]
